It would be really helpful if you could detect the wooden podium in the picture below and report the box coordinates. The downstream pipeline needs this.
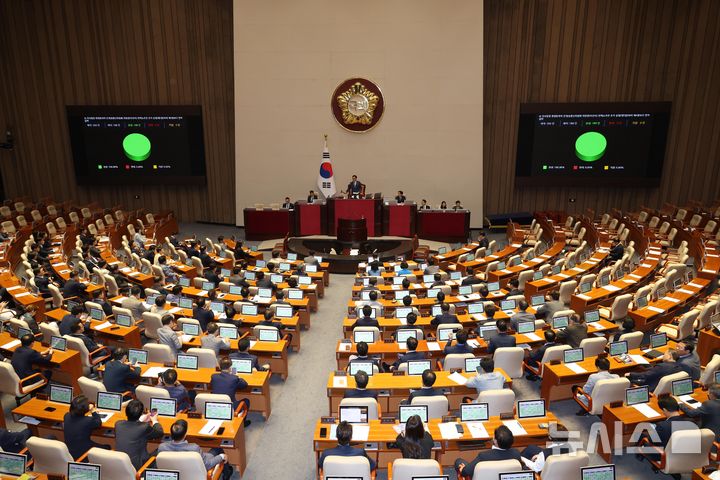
[327,197,382,237]
[337,218,367,242]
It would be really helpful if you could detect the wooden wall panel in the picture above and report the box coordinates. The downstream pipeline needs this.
[484,0,720,217]
[0,0,234,223]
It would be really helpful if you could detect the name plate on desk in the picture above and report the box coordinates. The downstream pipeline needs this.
[393,371,405,376]
[321,416,337,424]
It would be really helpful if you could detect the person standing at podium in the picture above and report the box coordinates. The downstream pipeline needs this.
[395,191,406,203]
[307,190,318,203]
[282,197,293,209]
[347,174,363,198]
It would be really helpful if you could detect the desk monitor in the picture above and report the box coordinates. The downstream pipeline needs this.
[205,401,233,421]
[396,307,412,319]
[584,309,600,323]
[395,291,410,301]
[549,264,561,275]
[258,329,280,342]
[635,295,648,309]
[299,276,312,285]
[671,378,694,397]
[552,316,569,329]
[438,247,447,254]
[270,274,283,284]
[656,286,667,298]
[67,300,80,311]
[450,271,462,280]
[305,264,318,272]
[16,326,31,339]
[393,276,405,285]
[286,253,297,261]
[255,260,266,268]
[220,268,232,278]
[250,245,258,252]
[275,306,293,318]
[464,357,482,373]
[467,303,484,314]
[517,321,535,334]
[399,404,428,423]
[526,251,536,261]
[458,285,473,296]
[145,469,181,480]
[348,361,374,376]
[245,271,256,280]
[598,275,611,287]
[50,384,73,404]
[478,326,497,339]
[287,289,303,300]
[497,261,506,270]
[201,282,215,291]
[715,370,720,385]
[0,452,26,477]
[466,254,476,262]
[487,282,500,292]
[68,461,101,480]
[423,274,435,283]
[517,399,546,419]
[181,322,200,336]
[672,277,683,290]
[431,305,442,317]
[150,397,177,417]
[563,348,584,364]
[650,332,667,349]
[407,360,432,375]
[90,308,103,320]
[579,282,593,293]
[460,402,489,422]
[219,326,238,339]
[51,335,67,351]
[426,288,440,299]
[499,473,534,480]
[608,341,628,357]
[339,405,368,424]
[396,329,418,343]
[533,271,543,281]
[128,348,148,365]
[614,269,625,281]
[176,353,199,370]
[231,358,253,374]
[625,386,649,406]
[581,464,615,480]
[353,330,375,344]
[438,328,457,342]
[209,302,225,314]
[531,295,544,307]
[257,288,272,298]
[500,299,516,311]
[97,391,122,411]
[177,277,190,287]
[241,304,258,316]
[115,313,133,327]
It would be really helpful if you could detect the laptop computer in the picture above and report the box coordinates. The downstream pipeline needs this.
[398,404,428,423]
[144,469,181,480]
[0,452,27,478]
[581,464,615,480]
[176,353,199,370]
[68,462,101,480]
[460,402,489,422]
[625,386,649,406]
[49,384,73,404]
[205,401,233,421]
[339,405,368,424]
[644,333,667,359]
[407,360,432,375]
[231,358,253,374]
[517,399,546,419]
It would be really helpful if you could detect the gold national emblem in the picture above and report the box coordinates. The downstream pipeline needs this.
[331,78,385,133]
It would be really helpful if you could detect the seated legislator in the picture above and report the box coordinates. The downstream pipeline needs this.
[103,348,141,395]
[150,295,167,314]
[535,291,564,322]
[525,329,559,379]
[431,303,460,327]
[455,425,521,477]
[510,300,536,331]
[259,309,286,331]
[159,419,228,476]
[397,262,412,276]
[166,285,184,305]
[477,231,489,249]
[159,369,193,412]
[395,414,434,459]
[612,318,636,342]
[64,394,109,459]
[423,258,440,275]
[652,396,698,447]
[60,304,85,336]
[63,271,88,299]
[282,197,293,209]
[506,278,522,296]
[122,286,150,321]
[344,371,378,400]
[461,268,482,286]
[487,320,516,354]
[626,350,685,392]
[210,357,251,427]
[366,262,382,277]
[452,200,464,211]
[307,190,319,203]
[385,337,427,372]
[0,426,31,454]
[304,250,319,267]
[395,191,406,203]
[360,290,383,312]
[11,334,53,382]
[193,298,214,332]
[608,239,625,262]
[439,201,448,210]
[115,399,164,470]
[419,199,431,210]
[443,329,473,355]
[557,313,588,348]
[201,322,231,355]
[68,320,103,352]
[352,305,379,329]
[679,383,720,439]
[318,421,376,471]
[465,357,505,396]
[407,370,444,404]
[230,338,268,371]
[676,340,701,381]
[574,357,619,414]
[520,424,573,472]
[348,341,382,373]
[157,314,183,356]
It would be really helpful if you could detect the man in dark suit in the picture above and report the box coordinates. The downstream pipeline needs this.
[395,191,406,203]
[348,341,382,373]
[347,175,362,198]
[461,268,482,286]
[626,349,685,392]
[0,427,31,454]
[59,304,85,336]
[63,394,108,459]
[103,348,141,395]
[282,197,293,209]
[443,329,473,355]
[34,266,53,296]
[62,271,87,298]
[676,340,701,381]
[488,320,517,354]
[387,337,427,371]
[69,321,103,352]
[318,421,376,470]
[344,371,378,399]
[608,240,625,262]
[455,425,522,477]
[520,424,573,472]
[655,396,698,445]
[510,300,536,331]
[230,338,267,371]
[255,271,273,290]
[477,232,489,249]
[198,246,215,269]
[193,298,215,332]
[307,190,319,203]
[258,310,285,331]
[557,313,588,348]
[352,305,379,329]
[407,370,445,403]
[11,334,53,381]
[536,291,564,321]
[431,303,460,327]
[115,399,164,470]
[506,278,522,296]
[210,357,251,427]
[525,330,558,380]
[680,383,720,439]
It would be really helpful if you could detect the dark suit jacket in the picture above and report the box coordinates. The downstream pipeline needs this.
[655,415,698,446]
[62,279,86,298]
[256,278,274,289]
[210,371,248,406]
[681,398,720,439]
[431,313,460,327]
[609,244,625,261]
[678,353,701,380]
[408,387,444,404]
[193,307,214,332]
[319,444,375,470]
[461,276,482,286]
[460,447,522,476]
[103,360,141,393]
[488,333,517,354]
[35,276,51,295]
[63,411,103,458]
[396,431,434,459]
[344,388,378,400]
[229,351,265,371]
[60,314,81,336]
[628,362,684,392]
[443,343,473,355]
[69,333,99,352]
[478,238,489,249]
[352,317,379,329]
[115,420,164,469]
[528,342,557,367]
[393,350,428,370]
[205,272,221,286]
[11,346,53,378]
[559,323,588,348]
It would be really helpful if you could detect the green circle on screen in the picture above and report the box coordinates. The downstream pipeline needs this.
[123,133,151,162]
[575,131,607,162]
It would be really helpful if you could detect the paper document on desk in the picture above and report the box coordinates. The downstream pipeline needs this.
[168,307,182,314]
[94,321,112,330]
[6,286,22,292]
[502,420,527,436]
[15,292,31,298]
[333,376,348,388]
[426,342,441,351]
[628,354,649,365]
[622,279,635,284]
[397,317,407,325]
[471,314,486,322]
[524,333,542,342]
[97,411,115,423]
[677,289,694,295]
[180,335,194,343]
[448,372,468,385]
[18,416,40,425]
[338,343,352,352]
[602,285,621,292]
[249,341,257,349]
[647,306,665,313]
[556,273,569,279]
[397,343,407,351]
[199,419,224,435]
[466,339,481,349]
[0,339,21,350]
[663,297,681,303]
[689,282,704,288]
[351,425,370,441]
[576,294,591,301]
[565,363,587,374]
[678,395,698,407]
[640,263,652,268]
[392,424,404,435]
[439,422,463,439]
[631,403,662,418]
[466,421,489,439]
[142,366,171,378]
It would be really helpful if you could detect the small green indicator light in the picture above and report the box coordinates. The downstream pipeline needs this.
[123,133,151,162]
[575,131,607,162]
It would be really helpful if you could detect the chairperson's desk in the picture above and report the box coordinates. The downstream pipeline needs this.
[312,414,556,474]
[12,396,248,474]
[325,370,511,415]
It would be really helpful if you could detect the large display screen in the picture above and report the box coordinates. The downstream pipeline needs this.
[515,102,671,186]
[67,105,206,185]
